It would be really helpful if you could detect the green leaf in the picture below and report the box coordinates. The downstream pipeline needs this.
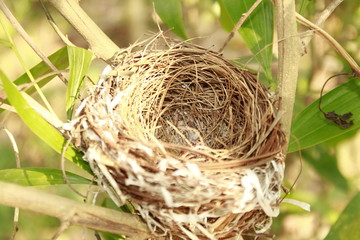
[218,0,234,32]
[154,0,188,39]
[219,0,274,83]
[99,231,126,240]
[101,198,136,215]
[289,77,360,152]
[14,46,69,94]
[66,46,93,119]
[0,168,91,186]
[0,71,91,174]
[0,47,69,114]
[302,145,349,192]
[324,192,360,240]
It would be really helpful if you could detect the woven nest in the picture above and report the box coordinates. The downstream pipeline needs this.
[72,34,286,240]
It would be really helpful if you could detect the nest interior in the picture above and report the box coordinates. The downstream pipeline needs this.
[72,34,286,240]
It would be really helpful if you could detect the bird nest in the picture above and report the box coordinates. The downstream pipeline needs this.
[71,34,286,239]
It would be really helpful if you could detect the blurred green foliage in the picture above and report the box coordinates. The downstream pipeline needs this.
[324,192,360,240]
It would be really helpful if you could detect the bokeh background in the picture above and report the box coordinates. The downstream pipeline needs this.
[0,0,359,239]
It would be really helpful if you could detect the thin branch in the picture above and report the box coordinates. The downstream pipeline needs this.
[318,73,354,129]
[275,0,300,150]
[47,0,121,62]
[0,0,67,84]
[40,0,75,47]
[296,12,360,76]
[219,0,263,53]
[314,0,343,26]
[0,181,152,240]
[52,221,71,240]
[280,133,303,202]
[301,0,344,48]
[61,137,87,198]
[318,73,351,115]
[11,207,19,240]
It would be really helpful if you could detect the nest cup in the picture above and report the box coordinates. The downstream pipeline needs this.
[72,34,286,239]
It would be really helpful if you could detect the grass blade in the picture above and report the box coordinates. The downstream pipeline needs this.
[14,46,69,93]
[0,168,91,186]
[66,46,93,119]
[0,71,91,174]
[0,47,69,114]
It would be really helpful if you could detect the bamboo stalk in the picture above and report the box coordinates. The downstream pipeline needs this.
[0,181,152,240]
[275,0,300,151]
[48,0,121,62]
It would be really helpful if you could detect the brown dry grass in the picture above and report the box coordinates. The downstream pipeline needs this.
[72,33,286,239]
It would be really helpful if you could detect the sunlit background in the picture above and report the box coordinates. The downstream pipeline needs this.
[0,0,359,239]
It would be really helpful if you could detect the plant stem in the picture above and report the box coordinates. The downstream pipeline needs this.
[40,0,76,47]
[47,0,121,62]
[0,0,67,84]
[0,181,152,240]
[296,12,360,76]
[219,0,263,53]
[301,0,344,48]
[274,0,300,151]
[0,4,58,119]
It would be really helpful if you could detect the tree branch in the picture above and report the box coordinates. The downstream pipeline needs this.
[0,181,152,240]
[47,0,121,62]
[275,0,300,150]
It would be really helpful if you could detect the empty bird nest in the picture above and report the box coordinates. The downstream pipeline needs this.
[70,33,286,240]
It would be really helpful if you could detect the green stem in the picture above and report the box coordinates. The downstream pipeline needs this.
[0,14,58,119]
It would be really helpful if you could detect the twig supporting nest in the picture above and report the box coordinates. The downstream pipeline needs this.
[71,34,286,240]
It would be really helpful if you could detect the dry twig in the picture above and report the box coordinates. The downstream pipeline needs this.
[219,0,263,53]
[40,0,75,47]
